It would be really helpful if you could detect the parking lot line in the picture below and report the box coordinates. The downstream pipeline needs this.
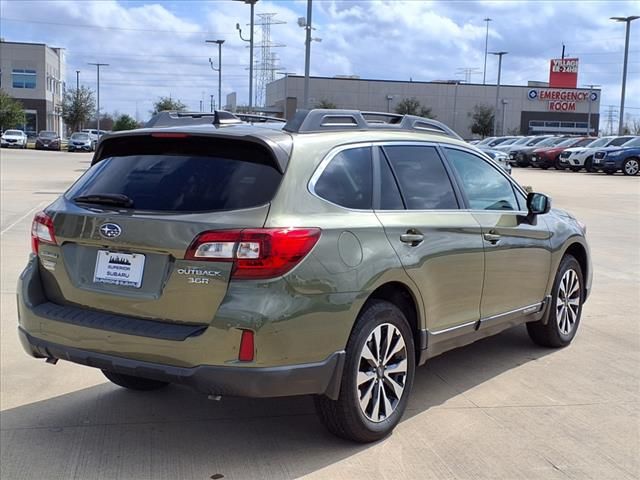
[0,201,47,236]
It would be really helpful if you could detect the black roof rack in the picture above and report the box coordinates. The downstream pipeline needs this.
[283,109,462,139]
[235,113,286,123]
[144,110,243,128]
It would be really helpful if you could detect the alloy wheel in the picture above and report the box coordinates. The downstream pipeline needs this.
[624,159,639,176]
[356,323,407,423]
[556,269,581,335]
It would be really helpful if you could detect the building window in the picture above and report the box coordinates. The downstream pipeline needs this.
[12,69,37,89]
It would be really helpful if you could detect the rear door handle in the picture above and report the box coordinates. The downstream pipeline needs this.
[483,232,501,244]
[400,232,424,245]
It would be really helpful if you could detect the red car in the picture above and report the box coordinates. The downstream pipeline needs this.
[531,137,595,170]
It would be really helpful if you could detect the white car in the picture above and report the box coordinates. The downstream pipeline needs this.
[559,136,635,171]
[1,129,28,149]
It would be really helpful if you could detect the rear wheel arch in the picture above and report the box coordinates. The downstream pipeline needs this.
[359,282,422,362]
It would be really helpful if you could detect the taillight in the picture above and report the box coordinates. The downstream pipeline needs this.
[185,228,321,279]
[31,212,57,254]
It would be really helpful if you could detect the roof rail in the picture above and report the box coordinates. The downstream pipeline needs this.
[235,113,286,123]
[283,109,462,139]
[144,110,243,128]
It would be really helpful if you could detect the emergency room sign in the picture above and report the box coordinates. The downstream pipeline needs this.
[528,88,597,112]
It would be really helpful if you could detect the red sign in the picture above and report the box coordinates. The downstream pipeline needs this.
[549,58,579,88]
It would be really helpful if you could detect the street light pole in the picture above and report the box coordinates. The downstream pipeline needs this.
[610,16,639,135]
[583,84,600,136]
[76,70,80,91]
[482,18,492,85]
[206,39,225,110]
[303,0,313,109]
[490,51,507,136]
[235,0,258,112]
[88,62,108,135]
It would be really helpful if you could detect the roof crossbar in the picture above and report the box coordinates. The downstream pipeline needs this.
[283,109,462,139]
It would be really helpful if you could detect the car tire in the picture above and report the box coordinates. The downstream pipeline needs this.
[102,370,169,391]
[585,157,595,172]
[622,157,639,176]
[554,157,564,170]
[314,300,415,443]
[527,255,584,348]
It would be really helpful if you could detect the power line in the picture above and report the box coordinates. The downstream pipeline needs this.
[0,17,233,35]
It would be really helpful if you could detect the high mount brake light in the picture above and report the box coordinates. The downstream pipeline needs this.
[150,133,191,138]
[185,228,321,280]
[31,212,57,254]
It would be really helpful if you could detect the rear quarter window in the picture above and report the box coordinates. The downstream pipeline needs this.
[66,135,283,212]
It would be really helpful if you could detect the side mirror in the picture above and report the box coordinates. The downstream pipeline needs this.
[527,192,551,215]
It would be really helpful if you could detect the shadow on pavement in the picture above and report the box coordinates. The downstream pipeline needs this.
[0,326,553,479]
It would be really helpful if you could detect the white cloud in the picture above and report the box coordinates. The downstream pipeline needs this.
[0,0,637,126]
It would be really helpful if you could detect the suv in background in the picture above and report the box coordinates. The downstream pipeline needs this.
[593,136,640,175]
[35,131,62,151]
[18,109,591,442]
[530,137,595,170]
[559,136,635,172]
[68,132,94,152]
[1,129,28,149]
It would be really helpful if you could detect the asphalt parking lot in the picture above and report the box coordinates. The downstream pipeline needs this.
[1,148,638,480]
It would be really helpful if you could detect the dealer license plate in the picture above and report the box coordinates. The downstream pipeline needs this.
[94,250,145,288]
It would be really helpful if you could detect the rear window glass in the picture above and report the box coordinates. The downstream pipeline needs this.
[313,147,372,209]
[66,135,282,212]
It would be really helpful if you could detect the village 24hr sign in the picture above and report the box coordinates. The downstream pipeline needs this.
[528,88,598,112]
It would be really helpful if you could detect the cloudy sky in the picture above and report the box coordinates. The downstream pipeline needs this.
[1,0,638,124]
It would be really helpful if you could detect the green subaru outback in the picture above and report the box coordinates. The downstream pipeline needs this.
[18,110,591,442]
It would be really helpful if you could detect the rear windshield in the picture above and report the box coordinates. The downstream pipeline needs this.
[66,135,282,212]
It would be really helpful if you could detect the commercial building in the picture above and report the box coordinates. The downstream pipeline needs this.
[0,40,65,135]
[265,75,601,139]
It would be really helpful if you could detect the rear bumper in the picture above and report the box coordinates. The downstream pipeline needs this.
[19,327,345,398]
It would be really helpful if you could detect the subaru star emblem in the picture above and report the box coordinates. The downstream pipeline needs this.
[99,223,122,239]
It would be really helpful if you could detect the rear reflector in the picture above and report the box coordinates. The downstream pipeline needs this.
[31,212,57,254]
[238,330,255,362]
[185,228,321,279]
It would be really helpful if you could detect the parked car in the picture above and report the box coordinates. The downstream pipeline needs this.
[530,137,595,170]
[512,136,570,167]
[19,109,591,443]
[1,129,28,149]
[68,132,94,152]
[493,136,534,152]
[508,136,555,164]
[474,136,498,147]
[476,147,512,174]
[81,129,108,149]
[593,136,640,175]
[35,131,62,151]
[558,136,636,172]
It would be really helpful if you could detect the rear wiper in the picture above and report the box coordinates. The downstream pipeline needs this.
[73,193,134,208]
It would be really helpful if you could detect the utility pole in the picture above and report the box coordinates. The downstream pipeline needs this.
[210,95,214,113]
[490,51,508,136]
[75,70,80,91]
[235,0,258,112]
[482,18,492,85]
[206,40,225,111]
[610,16,639,135]
[88,62,108,136]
